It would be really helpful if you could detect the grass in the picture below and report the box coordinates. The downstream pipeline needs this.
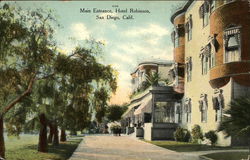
[5,134,82,160]
[143,140,248,152]
[203,152,250,160]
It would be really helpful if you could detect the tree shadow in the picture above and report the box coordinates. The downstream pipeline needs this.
[22,138,81,159]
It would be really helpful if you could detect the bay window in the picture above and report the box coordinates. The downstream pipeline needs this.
[224,26,241,63]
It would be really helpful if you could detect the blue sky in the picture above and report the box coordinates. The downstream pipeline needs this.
[14,1,184,105]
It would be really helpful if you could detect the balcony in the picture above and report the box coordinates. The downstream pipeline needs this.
[209,61,250,88]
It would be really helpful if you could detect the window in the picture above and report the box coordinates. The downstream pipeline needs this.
[203,11,209,27]
[175,104,182,123]
[188,23,192,41]
[185,15,192,41]
[209,35,218,68]
[212,89,224,122]
[174,31,179,48]
[154,102,175,123]
[171,30,176,48]
[171,25,184,48]
[200,42,216,73]
[184,98,191,123]
[224,26,241,63]
[202,56,208,75]
[186,57,192,82]
[210,0,215,12]
[199,94,208,123]
[210,52,215,68]
[199,1,210,27]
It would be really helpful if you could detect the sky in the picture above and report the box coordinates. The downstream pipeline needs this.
[14,1,184,105]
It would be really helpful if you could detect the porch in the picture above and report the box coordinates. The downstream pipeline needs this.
[122,86,183,141]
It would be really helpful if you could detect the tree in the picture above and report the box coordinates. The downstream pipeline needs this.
[218,97,250,153]
[94,87,109,123]
[0,3,117,157]
[146,72,160,86]
[106,105,128,122]
[0,4,57,157]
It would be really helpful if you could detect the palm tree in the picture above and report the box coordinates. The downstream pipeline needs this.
[145,72,160,86]
[218,97,250,153]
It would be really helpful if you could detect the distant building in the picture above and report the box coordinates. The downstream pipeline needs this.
[122,60,182,140]
[130,60,173,92]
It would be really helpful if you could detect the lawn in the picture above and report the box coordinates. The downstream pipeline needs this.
[143,140,247,152]
[202,152,250,160]
[5,134,82,160]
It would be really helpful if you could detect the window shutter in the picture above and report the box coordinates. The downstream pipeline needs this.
[177,24,185,36]
[171,31,175,43]
[184,23,189,33]
[199,4,204,18]
[184,98,191,113]
[188,103,192,113]
[212,97,216,110]
[204,44,211,56]
[189,16,193,29]
[184,104,188,113]
[176,105,181,114]
[204,1,210,13]
[199,100,203,111]
[207,0,213,4]
[189,57,192,71]
[211,36,219,52]
[218,94,225,109]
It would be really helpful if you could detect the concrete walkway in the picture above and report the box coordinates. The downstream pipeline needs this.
[69,135,199,160]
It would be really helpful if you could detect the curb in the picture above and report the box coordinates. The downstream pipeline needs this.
[68,137,84,160]
[199,155,215,160]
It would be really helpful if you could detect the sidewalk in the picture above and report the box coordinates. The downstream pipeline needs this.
[185,149,248,156]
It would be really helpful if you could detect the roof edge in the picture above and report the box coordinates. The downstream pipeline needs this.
[130,60,173,75]
[170,0,194,24]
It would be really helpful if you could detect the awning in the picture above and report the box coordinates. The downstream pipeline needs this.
[134,99,152,115]
[122,102,141,118]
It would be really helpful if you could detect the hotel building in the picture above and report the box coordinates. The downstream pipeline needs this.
[122,0,250,146]
[170,0,250,146]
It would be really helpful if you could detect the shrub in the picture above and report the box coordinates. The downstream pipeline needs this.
[191,125,203,143]
[110,124,121,135]
[174,127,191,142]
[141,81,150,90]
[205,130,218,146]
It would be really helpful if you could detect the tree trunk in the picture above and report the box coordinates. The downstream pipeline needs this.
[53,124,59,146]
[0,115,5,158]
[248,137,250,155]
[60,128,66,142]
[48,123,54,144]
[38,113,48,152]
[2,74,36,115]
